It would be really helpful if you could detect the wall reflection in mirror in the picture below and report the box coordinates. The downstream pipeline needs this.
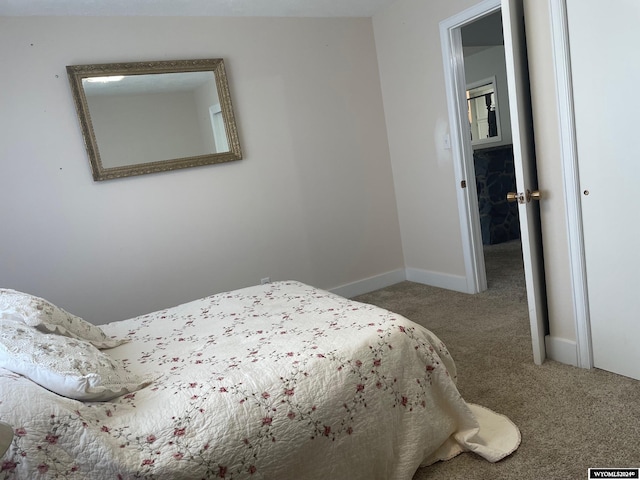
[67,59,242,181]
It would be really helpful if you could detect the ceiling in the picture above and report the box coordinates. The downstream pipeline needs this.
[0,0,398,17]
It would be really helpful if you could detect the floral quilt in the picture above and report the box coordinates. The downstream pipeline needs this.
[0,281,519,479]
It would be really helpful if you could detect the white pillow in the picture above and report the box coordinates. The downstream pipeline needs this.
[0,289,126,349]
[0,319,150,401]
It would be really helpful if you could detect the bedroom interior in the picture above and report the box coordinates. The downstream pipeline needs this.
[1,0,639,477]
[0,0,586,368]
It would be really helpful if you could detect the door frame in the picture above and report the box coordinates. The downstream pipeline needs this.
[439,0,502,296]
[548,0,593,369]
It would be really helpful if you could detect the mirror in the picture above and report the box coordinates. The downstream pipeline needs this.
[67,59,242,181]
[466,76,501,146]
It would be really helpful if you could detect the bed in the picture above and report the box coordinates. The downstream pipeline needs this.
[0,281,520,479]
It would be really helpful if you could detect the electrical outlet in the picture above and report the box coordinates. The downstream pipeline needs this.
[260,277,271,285]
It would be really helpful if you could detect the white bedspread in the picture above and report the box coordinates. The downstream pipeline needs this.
[0,281,519,479]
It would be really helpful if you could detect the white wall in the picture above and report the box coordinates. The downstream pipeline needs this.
[0,16,404,324]
[373,0,479,292]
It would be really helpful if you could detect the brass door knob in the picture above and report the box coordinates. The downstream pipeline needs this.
[506,192,519,202]
[507,190,541,203]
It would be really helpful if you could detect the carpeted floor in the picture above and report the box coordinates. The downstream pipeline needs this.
[353,240,640,479]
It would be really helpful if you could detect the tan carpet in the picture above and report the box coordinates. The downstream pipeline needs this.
[353,240,640,479]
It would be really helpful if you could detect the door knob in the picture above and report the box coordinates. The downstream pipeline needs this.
[507,190,541,203]
[506,192,521,203]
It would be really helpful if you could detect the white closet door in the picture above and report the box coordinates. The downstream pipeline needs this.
[567,0,640,380]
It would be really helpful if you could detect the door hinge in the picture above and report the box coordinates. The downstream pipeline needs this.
[460,180,467,189]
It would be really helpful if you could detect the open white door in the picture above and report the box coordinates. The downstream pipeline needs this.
[502,0,547,364]
[441,0,547,364]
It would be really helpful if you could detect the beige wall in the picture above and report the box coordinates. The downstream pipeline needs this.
[374,0,577,349]
[373,0,479,291]
[0,16,404,324]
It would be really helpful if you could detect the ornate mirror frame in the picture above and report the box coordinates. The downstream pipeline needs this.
[67,59,242,181]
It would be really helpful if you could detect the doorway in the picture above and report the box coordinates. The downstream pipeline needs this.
[460,11,523,289]
[440,0,548,364]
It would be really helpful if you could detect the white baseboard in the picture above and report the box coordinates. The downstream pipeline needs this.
[329,269,407,298]
[544,335,578,367]
[328,267,468,299]
[405,268,471,293]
